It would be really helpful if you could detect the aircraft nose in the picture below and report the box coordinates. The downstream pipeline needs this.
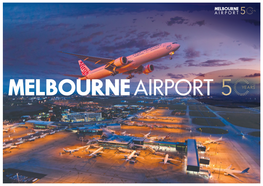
[175,44,180,49]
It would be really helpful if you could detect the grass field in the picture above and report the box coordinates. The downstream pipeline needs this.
[192,118,225,127]
[196,127,228,134]
[189,111,216,117]
[217,112,260,129]
[247,131,260,137]
[189,105,209,111]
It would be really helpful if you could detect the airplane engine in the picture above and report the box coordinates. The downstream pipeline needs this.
[113,56,128,67]
[143,64,154,74]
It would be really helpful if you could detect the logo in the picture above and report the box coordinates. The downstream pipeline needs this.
[214,6,256,15]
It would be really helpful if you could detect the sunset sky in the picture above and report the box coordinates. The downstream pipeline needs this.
[3,3,260,93]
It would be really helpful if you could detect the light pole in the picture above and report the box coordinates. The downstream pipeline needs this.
[218,162,222,180]
[16,173,19,183]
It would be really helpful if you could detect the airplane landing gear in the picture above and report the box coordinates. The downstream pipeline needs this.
[126,74,134,79]
[111,67,119,76]
[169,51,175,60]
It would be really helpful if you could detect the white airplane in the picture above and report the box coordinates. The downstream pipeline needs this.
[149,133,171,141]
[4,144,18,149]
[203,137,223,145]
[117,147,135,153]
[87,137,100,144]
[3,143,12,149]
[63,145,90,154]
[88,147,104,157]
[15,140,24,145]
[32,128,49,132]
[63,148,79,154]
[62,42,180,79]
[40,133,48,138]
[3,128,11,133]
[212,165,249,182]
[155,154,181,165]
[50,131,56,135]
[121,131,130,136]
[28,136,38,141]
[123,150,142,163]
[142,130,151,138]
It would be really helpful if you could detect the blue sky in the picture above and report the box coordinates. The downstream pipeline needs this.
[3,3,260,93]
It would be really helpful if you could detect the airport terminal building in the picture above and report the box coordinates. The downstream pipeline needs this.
[61,112,102,122]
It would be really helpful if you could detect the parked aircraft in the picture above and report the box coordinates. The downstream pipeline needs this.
[155,154,181,164]
[212,165,249,182]
[63,145,90,154]
[62,42,180,79]
[88,147,104,157]
[123,150,142,163]
[203,137,223,145]
[50,131,56,135]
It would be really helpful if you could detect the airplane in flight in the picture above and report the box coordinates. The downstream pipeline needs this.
[203,137,223,145]
[212,165,249,182]
[61,42,180,79]
[88,147,104,157]
[155,154,181,165]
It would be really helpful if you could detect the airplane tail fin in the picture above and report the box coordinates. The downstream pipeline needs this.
[241,168,250,173]
[78,60,90,76]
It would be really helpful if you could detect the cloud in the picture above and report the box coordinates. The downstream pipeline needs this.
[218,75,233,77]
[185,59,195,63]
[186,59,234,67]
[244,73,260,77]
[167,16,188,26]
[24,38,38,46]
[82,24,101,29]
[167,73,185,79]
[243,19,260,26]
[47,37,66,44]
[190,20,205,26]
[154,65,169,70]
[184,48,200,59]
[71,32,103,44]
[238,57,255,62]
[41,23,70,31]
[174,64,182,68]
[150,31,170,38]
[24,61,38,66]
[191,73,205,77]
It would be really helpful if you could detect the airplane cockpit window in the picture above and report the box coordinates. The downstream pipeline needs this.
[172,42,177,44]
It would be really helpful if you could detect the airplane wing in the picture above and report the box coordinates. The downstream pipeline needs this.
[168,158,181,163]
[60,51,114,65]
[63,74,86,78]
[123,65,144,74]
[227,172,243,182]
